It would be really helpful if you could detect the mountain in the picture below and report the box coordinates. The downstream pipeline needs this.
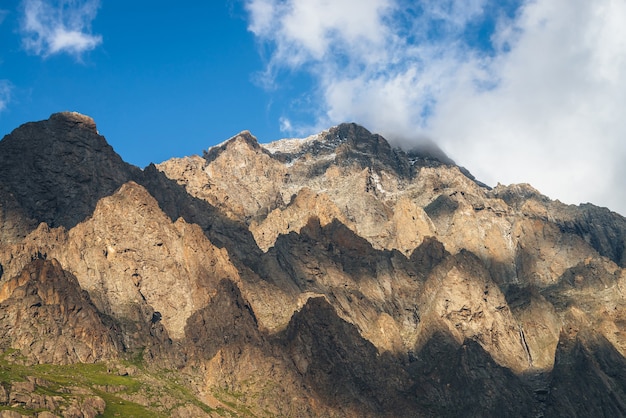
[0,112,625,417]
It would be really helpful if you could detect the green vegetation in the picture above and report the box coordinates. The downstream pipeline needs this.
[212,387,258,417]
[0,350,222,417]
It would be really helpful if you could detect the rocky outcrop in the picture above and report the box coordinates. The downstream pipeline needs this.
[139,163,264,273]
[159,131,287,221]
[0,259,122,364]
[0,376,106,417]
[0,181,242,352]
[185,279,262,361]
[0,112,141,230]
[414,250,534,373]
[492,184,626,268]
[263,217,423,352]
[249,187,351,251]
[408,331,537,417]
[0,183,36,245]
[278,296,418,417]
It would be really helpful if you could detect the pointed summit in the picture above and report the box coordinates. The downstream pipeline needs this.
[203,130,263,163]
[0,113,141,229]
[263,123,413,177]
[48,111,99,133]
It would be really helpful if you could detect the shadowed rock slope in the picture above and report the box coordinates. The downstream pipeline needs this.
[0,258,123,365]
[0,112,142,233]
[1,112,626,416]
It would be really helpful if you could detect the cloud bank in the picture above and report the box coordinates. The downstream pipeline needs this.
[245,0,626,215]
[20,0,102,57]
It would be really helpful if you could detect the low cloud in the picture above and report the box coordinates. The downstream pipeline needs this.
[431,0,626,214]
[245,0,626,215]
[20,0,102,57]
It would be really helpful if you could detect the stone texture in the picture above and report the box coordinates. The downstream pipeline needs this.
[249,187,351,251]
[0,259,122,364]
[0,375,104,417]
[0,181,244,366]
[0,411,27,418]
[0,112,141,230]
[170,404,213,418]
[277,296,418,417]
[0,182,37,245]
[407,331,537,417]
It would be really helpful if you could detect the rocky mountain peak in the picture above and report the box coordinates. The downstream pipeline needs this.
[262,123,383,157]
[0,112,140,229]
[203,130,263,164]
[48,111,99,133]
[406,138,456,165]
[260,122,479,182]
[327,122,388,147]
[492,182,549,205]
[257,122,411,180]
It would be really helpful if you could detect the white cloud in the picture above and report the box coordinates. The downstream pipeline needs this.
[246,0,626,215]
[432,0,626,213]
[0,80,12,112]
[279,116,293,133]
[20,0,102,57]
[246,0,395,85]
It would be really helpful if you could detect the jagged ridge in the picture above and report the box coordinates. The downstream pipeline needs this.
[0,112,625,416]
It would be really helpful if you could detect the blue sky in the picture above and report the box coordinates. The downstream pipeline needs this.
[1,1,625,215]
[0,1,285,165]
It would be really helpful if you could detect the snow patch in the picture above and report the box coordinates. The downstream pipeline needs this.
[262,133,322,154]
[409,157,419,166]
[371,171,386,195]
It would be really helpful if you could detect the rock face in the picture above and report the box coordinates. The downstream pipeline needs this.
[1,112,626,416]
[0,259,122,364]
[0,112,141,231]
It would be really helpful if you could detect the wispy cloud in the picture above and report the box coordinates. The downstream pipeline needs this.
[0,80,12,112]
[247,0,397,96]
[245,0,626,215]
[245,0,509,134]
[20,0,102,57]
[0,9,8,25]
[0,10,11,113]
